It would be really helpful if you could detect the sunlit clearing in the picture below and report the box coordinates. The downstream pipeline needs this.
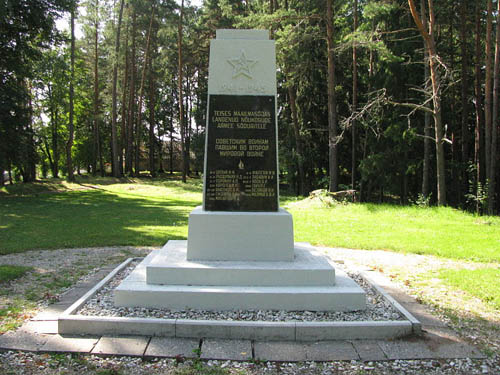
[124,225,187,237]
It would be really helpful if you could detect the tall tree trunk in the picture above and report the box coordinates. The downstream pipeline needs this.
[448,1,457,205]
[421,0,431,198]
[66,4,75,182]
[422,64,431,197]
[485,0,493,183]
[111,0,125,177]
[408,0,446,205]
[326,0,338,192]
[279,0,305,193]
[178,0,187,183]
[288,85,306,195]
[185,75,191,176]
[351,0,358,191]
[170,117,174,175]
[459,0,468,204]
[135,6,155,176]
[148,45,156,177]
[120,4,129,176]
[44,138,54,177]
[360,19,375,202]
[47,85,55,176]
[269,0,274,38]
[93,0,104,176]
[126,8,136,175]
[489,0,500,213]
[157,116,163,173]
[53,107,59,178]
[26,81,36,181]
[474,0,483,212]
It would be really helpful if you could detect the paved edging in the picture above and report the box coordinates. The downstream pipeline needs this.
[358,270,422,334]
[1,251,486,362]
[61,257,136,316]
[58,258,418,341]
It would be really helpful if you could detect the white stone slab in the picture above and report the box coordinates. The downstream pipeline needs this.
[216,29,269,40]
[176,320,296,341]
[187,207,294,261]
[57,258,416,341]
[59,316,176,337]
[148,241,335,286]
[145,337,200,358]
[92,336,149,356]
[208,38,276,96]
[200,339,252,360]
[114,283,365,311]
[295,321,413,341]
[114,244,365,311]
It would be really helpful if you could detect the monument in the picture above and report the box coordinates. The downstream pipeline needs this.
[187,28,293,262]
[114,29,366,312]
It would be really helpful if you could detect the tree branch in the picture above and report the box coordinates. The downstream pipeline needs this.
[387,99,435,115]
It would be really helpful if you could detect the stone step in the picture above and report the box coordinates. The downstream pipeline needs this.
[146,241,336,287]
[114,281,366,311]
[114,242,365,312]
[114,241,366,312]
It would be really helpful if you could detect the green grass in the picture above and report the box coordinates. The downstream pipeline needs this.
[1,177,499,264]
[438,268,500,310]
[284,200,500,263]
[171,365,231,375]
[0,265,32,283]
[0,298,36,334]
[0,177,201,254]
[1,177,499,334]
[0,264,36,334]
[0,178,77,196]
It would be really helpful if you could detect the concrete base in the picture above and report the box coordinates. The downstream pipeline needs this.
[147,241,335,286]
[114,241,365,311]
[187,207,294,261]
[56,257,422,341]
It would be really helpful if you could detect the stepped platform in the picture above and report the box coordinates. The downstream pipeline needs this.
[114,241,366,312]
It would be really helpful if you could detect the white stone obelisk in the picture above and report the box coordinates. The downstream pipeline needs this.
[114,30,366,313]
[187,29,294,262]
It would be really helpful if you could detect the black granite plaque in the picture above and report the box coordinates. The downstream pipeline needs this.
[204,94,278,211]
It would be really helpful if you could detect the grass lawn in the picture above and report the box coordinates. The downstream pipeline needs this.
[0,176,201,254]
[0,264,34,333]
[438,268,500,310]
[283,199,500,263]
[1,176,499,313]
[2,176,499,262]
[0,265,32,283]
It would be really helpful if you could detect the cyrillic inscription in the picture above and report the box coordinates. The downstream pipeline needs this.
[204,94,278,211]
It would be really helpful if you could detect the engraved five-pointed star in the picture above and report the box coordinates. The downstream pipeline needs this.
[227,50,257,79]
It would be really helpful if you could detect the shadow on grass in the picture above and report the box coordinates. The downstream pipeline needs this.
[138,177,204,192]
[0,175,204,197]
[75,176,204,194]
[0,189,200,255]
[363,203,393,213]
[74,176,136,186]
[0,179,71,196]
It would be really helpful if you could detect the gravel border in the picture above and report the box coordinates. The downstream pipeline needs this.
[2,246,498,374]
[76,259,405,322]
[1,350,499,375]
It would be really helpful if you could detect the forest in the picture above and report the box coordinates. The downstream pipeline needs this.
[1,0,499,215]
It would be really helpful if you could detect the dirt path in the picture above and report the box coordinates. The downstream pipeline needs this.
[320,246,500,355]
